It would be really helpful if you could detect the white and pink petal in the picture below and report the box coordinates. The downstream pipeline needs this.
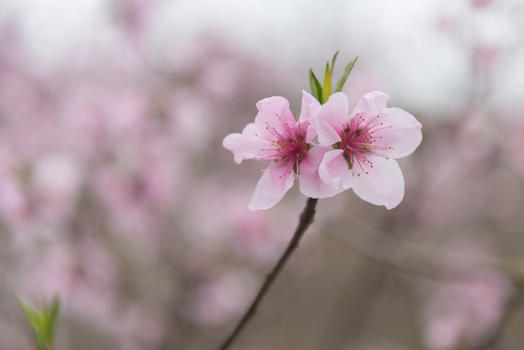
[376,107,422,159]
[254,96,296,140]
[352,155,404,210]
[222,123,271,164]
[350,91,390,118]
[319,149,353,190]
[298,90,321,123]
[298,146,344,199]
[316,93,348,145]
[248,162,295,210]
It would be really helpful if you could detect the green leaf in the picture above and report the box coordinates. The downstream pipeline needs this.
[17,296,60,350]
[308,68,322,103]
[330,51,339,75]
[321,61,332,103]
[319,51,340,103]
[46,297,60,345]
[334,56,358,93]
[17,298,46,349]
[17,298,40,328]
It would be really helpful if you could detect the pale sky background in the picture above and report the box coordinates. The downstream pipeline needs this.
[2,0,523,114]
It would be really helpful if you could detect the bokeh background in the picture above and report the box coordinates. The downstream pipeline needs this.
[1,0,524,349]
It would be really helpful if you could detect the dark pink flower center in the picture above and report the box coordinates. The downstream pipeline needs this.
[335,113,393,176]
[260,121,310,173]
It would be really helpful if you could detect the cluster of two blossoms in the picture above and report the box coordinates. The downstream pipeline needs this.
[223,90,422,210]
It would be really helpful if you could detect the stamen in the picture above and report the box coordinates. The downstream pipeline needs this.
[338,114,392,173]
[262,120,310,168]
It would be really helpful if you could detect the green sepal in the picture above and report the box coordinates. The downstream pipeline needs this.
[46,297,60,346]
[321,61,332,103]
[309,52,357,103]
[17,296,60,350]
[308,68,322,103]
[330,50,339,72]
[17,298,47,349]
[321,51,341,102]
[335,56,358,93]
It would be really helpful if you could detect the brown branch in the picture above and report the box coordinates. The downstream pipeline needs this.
[218,198,318,350]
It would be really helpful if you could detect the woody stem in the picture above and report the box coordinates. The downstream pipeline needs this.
[217,197,319,350]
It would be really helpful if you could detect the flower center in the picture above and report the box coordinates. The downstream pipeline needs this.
[335,113,393,176]
[260,122,310,173]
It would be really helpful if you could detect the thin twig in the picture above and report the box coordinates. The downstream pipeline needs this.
[218,198,318,350]
[326,232,455,282]
[326,232,510,285]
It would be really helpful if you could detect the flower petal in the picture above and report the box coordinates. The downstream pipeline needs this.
[255,96,296,140]
[298,146,345,198]
[293,119,316,144]
[352,156,404,209]
[304,122,317,144]
[377,107,423,159]
[248,162,294,210]
[316,92,348,145]
[350,91,390,118]
[223,123,271,164]
[319,149,353,190]
[298,90,321,122]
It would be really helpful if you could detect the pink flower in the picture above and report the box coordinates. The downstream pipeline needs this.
[422,270,512,350]
[471,0,494,8]
[316,91,422,209]
[223,91,342,210]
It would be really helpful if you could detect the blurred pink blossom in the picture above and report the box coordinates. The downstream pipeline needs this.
[200,59,240,99]
[108,305,164,350]
[60,87,148,153]
[503,116,524,173]
[170,92,214,152]
[32,153,82,224]
[471,0,495,8]
[422,269,512,349]
[182,182,289,265]
[18,240,117,320]
[0,150,26,225]
[112,0,156,37]
[188,270,256,327]
[471,44,500,78]
[93,138,179,235]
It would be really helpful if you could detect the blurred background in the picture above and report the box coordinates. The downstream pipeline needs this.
[1,0,524,349]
